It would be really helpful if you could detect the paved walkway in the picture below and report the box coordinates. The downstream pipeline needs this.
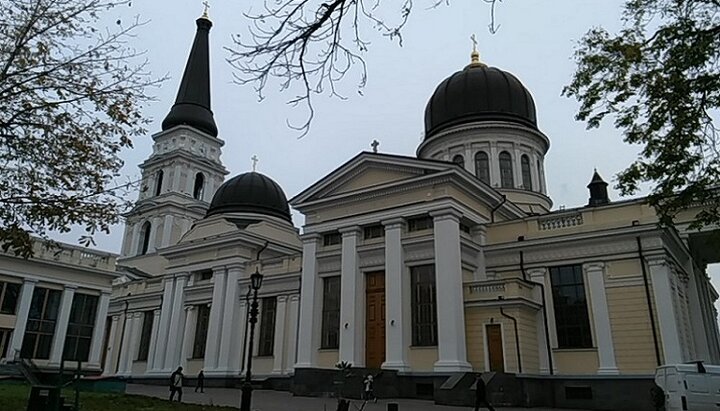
[126,384,588,411]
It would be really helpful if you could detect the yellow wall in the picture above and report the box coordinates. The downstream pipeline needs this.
[408,347,437,372]
[553,349,599,374]
[317,350,338,369]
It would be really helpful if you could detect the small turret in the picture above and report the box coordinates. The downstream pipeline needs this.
[587,169,610,207]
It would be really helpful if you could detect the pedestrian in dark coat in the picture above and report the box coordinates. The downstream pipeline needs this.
[195,369,205,393]
[474,374,495,411]
[169,366,184,402]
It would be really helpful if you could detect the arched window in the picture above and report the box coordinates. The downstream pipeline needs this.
[139,221,151,255]
[452,154,465,169]
[154,170,164,196]
[499,151,514,188]
[537,160,543,190]
[474,151,490,184]
[193,172,205,200]
[521,155,532,190]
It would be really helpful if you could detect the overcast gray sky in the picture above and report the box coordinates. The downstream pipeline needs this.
[50,1,720,301]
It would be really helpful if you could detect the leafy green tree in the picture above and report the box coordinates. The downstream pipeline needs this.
[0,0,163,257]
[564,0,720,229]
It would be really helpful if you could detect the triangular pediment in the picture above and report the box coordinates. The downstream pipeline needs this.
[291,152,451,205]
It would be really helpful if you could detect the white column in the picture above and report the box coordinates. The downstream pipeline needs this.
[147,216,162,253]
[465,145,475,176]
[172,163,182,191]
[49,285,77,365]
[382,218,409,371]
[163,274,188,370]
[431,209,472,372]
[129,223,141,256]
[489,143,499,187]
[285,295,300,374]
[161,215,175,248]
[146,309,161,373]
[296,234,321,368]
[272,296,288,374]
[117,312,137,376]
[8,279,37,360]
[530,152,541,192]
[471,226,487,281]
[513,146,523,188]
[204,267,227,371]
[584,263,618,374]
[687,268,711,361]
[530,268,555,374]
[152,278,174,371]
[649,258,683,364]
[127,312,144,374]
[235,300,249,373]
[218,264,243,373]
[339,226,364,367]
[102,316,120,375]
[180,306,196,369]
[88,292,111,367]
[185,166,195,195]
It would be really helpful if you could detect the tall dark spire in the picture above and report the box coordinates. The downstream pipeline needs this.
[161,15,218,137]
[587,169,610,206]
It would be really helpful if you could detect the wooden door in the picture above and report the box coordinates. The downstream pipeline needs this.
[486,324,504,372]
[365,271,386,369]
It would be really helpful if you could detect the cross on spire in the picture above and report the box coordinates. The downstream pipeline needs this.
[202,0,210,18]
[471,34,478,52]
[371,139,380,153]
[251,155,259,171]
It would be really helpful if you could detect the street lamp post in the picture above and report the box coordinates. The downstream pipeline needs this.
[240,268,264,411]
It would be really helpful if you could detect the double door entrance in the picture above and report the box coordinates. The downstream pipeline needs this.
[365,271,386,369]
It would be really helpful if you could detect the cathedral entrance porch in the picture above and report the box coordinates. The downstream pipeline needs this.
[365,271,386,369]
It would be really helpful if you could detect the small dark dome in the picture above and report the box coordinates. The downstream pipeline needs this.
[424,63,537,138]
[206,172,291,222]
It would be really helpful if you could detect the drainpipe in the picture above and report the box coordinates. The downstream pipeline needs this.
[519,249,554,375]
[638,237,662,366]
[490,195,507,223]
[498,297,522,374]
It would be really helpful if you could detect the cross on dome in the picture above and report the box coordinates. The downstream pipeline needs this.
[371,139,380,153]
[251,155,259,171]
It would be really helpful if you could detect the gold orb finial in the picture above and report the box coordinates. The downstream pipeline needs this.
[469,34,485,67]
[201,0,210,19]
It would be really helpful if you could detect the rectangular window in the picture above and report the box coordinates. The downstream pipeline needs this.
[407,216,434,232]
[197,270,213,281]
[550,265,593,349]
[136,311,154,361]
[192,305,211,359]
[323,232,341,246]
[321,276,341,349]
[258,297,277,356]
[411,265,437,346]
[0,282,20,315]
[63,293,98,361]
[363,224,385,240]
[21,287,61,359]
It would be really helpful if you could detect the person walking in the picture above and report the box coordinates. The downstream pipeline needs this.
[169,366,184,402]
[195,369,205,393]
[363,374,376,403]
[474,374,495,411]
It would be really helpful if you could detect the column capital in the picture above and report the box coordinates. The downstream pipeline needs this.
[133,311,144,319]
[647,257,667,268]
[226,263,245,272]
[23,278,38,285]
[429,208,463,222]
[276,295,289,304]
[527,267,547,279]
[173,272,191,280]
[211,266,227,275]
[583,262,605,272]
[382,218,405,229]
[300,233,322,243]
[184,305,195,312]
[290,294,300,302]
[63,284,78,291]
[154,309,162,316]
[339,226,362,236]
[112,315,121,322]
[101,290,112,296]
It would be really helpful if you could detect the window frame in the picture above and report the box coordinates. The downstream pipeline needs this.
[63,293,98,362]
[474,151,490,185]
[21,287,61,359]
[154,170,164,196]
[257,297,277,356]
[323,232,341,247]
[0,281,20,315]
[521,154,532,190]
[407,216,434,232]
[136,310,154,361]
[192,304,211,359]
[499,151,514,188]
[363,224,385,240]
[549,265,593,349]
[321,276,341,349]
[193,172,205,200]
[452,154,465,169]
[411,265,438,347]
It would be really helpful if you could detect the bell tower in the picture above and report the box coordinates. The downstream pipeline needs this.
[119,12,228,261]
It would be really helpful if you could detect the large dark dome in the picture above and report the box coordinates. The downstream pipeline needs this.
[206,172,291,222]
[424,63,537,138]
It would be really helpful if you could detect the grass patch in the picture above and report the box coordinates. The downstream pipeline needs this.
[0,383,238,411]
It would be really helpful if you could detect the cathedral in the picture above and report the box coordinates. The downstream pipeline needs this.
[2,10,720,411]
